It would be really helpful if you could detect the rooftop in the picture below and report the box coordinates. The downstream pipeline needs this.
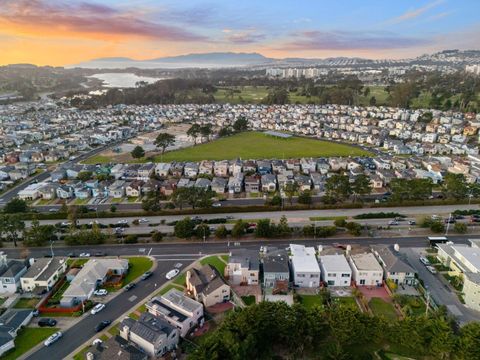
[290,244,320,274]
[350,253,383,272]
[22,257,65,281]
[319,254,351,273]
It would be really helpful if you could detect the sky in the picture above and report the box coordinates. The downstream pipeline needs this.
[0,0,479,66]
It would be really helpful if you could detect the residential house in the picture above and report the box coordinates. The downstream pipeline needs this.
[244,176,260,193]
[348,253,383,286]
[213,161,229,177]
[125,180,144,197]
[146,289,204,337]
[0,253,27,294]
[371,245,417,285]
[199,160,214,175]
[184,162,199,179]
[186,265,231,307]
[194,178,211,190]
[155,163,171,178]
[262,248,289,290]
[319,254,352,287]
[211,177,227,194]
[257,160,272,175]
[85,335,148,360]
[290,244,321,288]
[56,184,74,199]
[261,174,277,192]
[228,173,244,194]
[109,180,126,198]
[170,162,184,177]
[224,249,259,285]
[37,183,58,200]
[137,163,155,181]
[20,257,67,292]
[17,183,42,201]
[0,310,33,356]
[119,312,178,357]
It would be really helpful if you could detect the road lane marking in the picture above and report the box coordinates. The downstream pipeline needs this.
[148,248,152,256]
[128,295,138,302]
[150,254,203,257]
[154,258,198,261]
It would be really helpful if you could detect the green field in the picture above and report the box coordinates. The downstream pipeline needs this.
[215,86,269,104]
[154,132,372,162]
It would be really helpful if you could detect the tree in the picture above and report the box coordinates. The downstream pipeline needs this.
[4,198,28,213]
[458,322,480,360]
[345,221,362,236]
[200,124,212,140]
[110,205,117,213]
[325,175,352,202]
[255,219,272,238]
[369,96,377,106]
[67,206,78,230]
[231,220,247,238]
[195,223,211,239]
[454,222,467,234]
[154,133,175,154]
[390,178,433,202]
[298,190,312,206]
[215,225,228,238]
[443,173,468,200]
[171,187,214,210]
[352,174,372,202]
[268,194,282,206]
[152,231,163,242]
[23,217,56,247]
[77,171,93,182]
[187,124,201,144]
[233,116,248,132]
[130,145,145,159]
[284,182,299,205]
[277,215,291,236]
[218,127,232,137]
[262,87,289,105]
[4,214,25,247]
[174,217,195,238]
[430,221,445,233]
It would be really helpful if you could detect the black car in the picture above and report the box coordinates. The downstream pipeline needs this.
[38,318,57,327]
[124,283,136,291]
[140,271,153,280]
[95,320,111,332]
[94,252,106,257]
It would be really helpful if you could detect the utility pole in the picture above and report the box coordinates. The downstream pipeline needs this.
[425,290,430,316]
[445,213,452,236]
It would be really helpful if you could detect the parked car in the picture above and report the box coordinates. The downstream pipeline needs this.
[32,309,39,317]
[67,252,77,258]
[95,320,111,332]
[91,303,106,315]
[444,218,456,224]
[79,253,90,258]
[117,219,128,225]
[124,283,136,291]
[94,251,106,257]
[388,220,399,226]
[92,339,103,346]
[408,220,416,225]
[93,289,108,296]
[426,265,438,274]
[138,218,149,223]
[212,203,222,207]
[44,332,62,346]
[140,271,153,280]
[38,318,57,327]
[419,257,430,266]
[166,269,180,280]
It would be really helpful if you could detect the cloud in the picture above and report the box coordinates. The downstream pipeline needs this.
[276,30,431,51]
[385,0,444,25]
[0,0,207,42]
[224,30,266,44]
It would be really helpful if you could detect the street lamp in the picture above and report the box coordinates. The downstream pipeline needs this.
[445,213,452,236]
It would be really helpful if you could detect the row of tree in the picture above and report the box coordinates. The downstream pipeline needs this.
[189,301,480,360]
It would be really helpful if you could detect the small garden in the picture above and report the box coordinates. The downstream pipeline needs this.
[368,298,398,320]
[122,257,154,285]
[394,295,427,317]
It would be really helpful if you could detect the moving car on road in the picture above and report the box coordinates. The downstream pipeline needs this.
[124,283,136,291]
[95,320,111,332]
[166,269,180,280]
[91,303,106,315]
[79,253,90,258]
[140,271,153,280]
[44,332,63,347]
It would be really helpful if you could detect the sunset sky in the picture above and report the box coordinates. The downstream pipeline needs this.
[0,0,479,66]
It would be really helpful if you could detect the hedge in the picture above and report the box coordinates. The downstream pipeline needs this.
[353,212,406,219]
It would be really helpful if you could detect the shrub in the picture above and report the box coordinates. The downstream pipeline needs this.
[345,222,362,236]
[174,217,195,238]
[354,212,405,219]
[430,221,445,233]
[195,223,211,239]
[334,218,347,227]
[454,222,467,234]
[316,226,337,238]
[125,235,138,244]
[231,220,247,238]
[215,225,228,238]
[151,231,163,242]
[132,219,140,226]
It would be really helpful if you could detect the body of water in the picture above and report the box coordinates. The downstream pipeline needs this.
[88,73,162,88]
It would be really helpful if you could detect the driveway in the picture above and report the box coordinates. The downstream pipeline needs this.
[401,247,480,324]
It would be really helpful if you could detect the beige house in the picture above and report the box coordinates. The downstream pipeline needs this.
[224,249,259,285]
[20,257,67,292]
[186,264,230,307]
[120,312,178,357]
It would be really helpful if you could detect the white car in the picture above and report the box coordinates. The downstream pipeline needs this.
[138,218,149,223]
[61,221,72,227]
[79,253,91,258]
[92,339,103,346]
[419,257,430,265]
[426,265,437,274]
[117,220,128,225]
[212,203,222,207]
[93,289,108,296]
[166,269,180,280]
[91,303,106,315]
[388,220,399,226]
[44,332,63,347]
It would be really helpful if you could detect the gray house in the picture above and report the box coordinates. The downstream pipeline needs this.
[262,248,290,289]
[0,253,27,294]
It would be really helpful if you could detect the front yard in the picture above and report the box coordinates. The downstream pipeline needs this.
[2,327,59,360]
[122,257,154,285]
[200,255,228,275]
[13,298,38,309]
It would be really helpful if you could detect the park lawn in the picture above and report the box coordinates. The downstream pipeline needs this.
[242,296,256,306]
[369,298,398,320]
[13,298,38,309]
[122,257,154,285]
[357,85,390,106]
[299,295,324,308]
[214,86,269,103]
[154,132,372,162]
[2,327,59,360]
[83,155,113,165]
[200,255,227,275]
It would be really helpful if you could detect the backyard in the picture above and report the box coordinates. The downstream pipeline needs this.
[1,327,58,360]
[368,298,398,320]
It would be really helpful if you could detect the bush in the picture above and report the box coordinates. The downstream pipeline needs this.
[430,221,445,233]
[125,235,138,244]
[316,226,337,238]
[174,217,195,238]
[334,219,347,227]
[215,225,228,238]
[195,223,211,239]
[354,212,405,219]
[454,222,467,234]
[152,231,163,242]
[231,220,247,238]
[132,219,140,226]
[345,222,362,236]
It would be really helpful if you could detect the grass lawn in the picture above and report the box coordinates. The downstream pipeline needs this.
[155,132,372,162]
[49,281,70,302]
[369,298,398,320]
[67,258,90,267]
[200,255,227,275]
[242,295,256,306]
[158,283,184,295]
[172,272,186,286]
[108,324,119,336]
[13,298,39,309]
[331,296,358,309]
[2,327,59,360]
[83,155,113,164]
[72,198,90,205]
[299,295,324,308]
[0,298,6,306]
[214,86,269,104]
[122,257,154,285]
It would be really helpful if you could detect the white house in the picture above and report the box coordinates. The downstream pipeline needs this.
[319,254,352,287]
[20,257,67,292]
[348,253,383,286]
[290,244,321,288]
[0,253,27,294]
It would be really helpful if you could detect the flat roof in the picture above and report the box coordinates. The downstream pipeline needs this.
[319,254,351,273]
[452,245,480,272]
[350,253,383,272]
[290,244,320,273]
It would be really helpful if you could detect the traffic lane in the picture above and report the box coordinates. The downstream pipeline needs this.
[26,260,185,360]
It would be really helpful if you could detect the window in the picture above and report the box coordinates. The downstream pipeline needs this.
[327,280,335,285]
[328,273,336,277]
[360,279,366,285]
[341,273,350,277]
